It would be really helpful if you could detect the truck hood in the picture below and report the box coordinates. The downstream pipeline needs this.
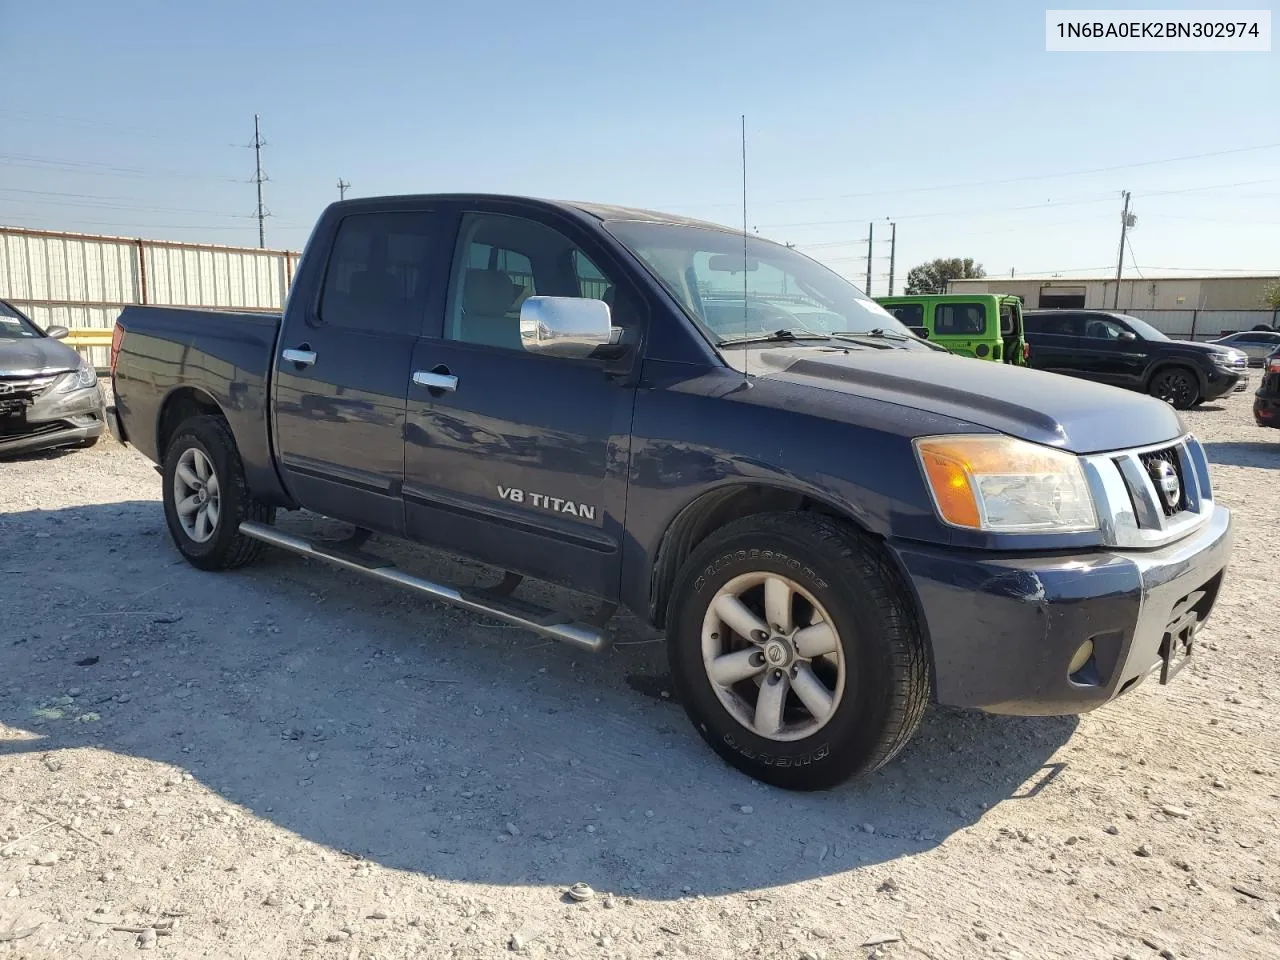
[734,344,1184,455]
[0,336,81,376]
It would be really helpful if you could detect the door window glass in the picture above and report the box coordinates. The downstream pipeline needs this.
[934,303,987,335]
[318,213,437,334]
[1083,317,1131,340]
[445,213,621,352]
[883,304,924,326]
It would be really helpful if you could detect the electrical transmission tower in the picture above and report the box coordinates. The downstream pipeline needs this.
[337,179,350,200]
[252,114,269,248]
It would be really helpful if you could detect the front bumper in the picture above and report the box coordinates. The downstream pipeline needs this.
[1204,367,1249,400]
[0,383,105,458]
[893,504,1233,716]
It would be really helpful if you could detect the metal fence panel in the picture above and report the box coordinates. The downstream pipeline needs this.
[1123,308,1277,340]
[0,226,300,366]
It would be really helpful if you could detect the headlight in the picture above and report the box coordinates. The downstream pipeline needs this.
[56,358,98,393]
[914,435,1098,533]
[1211,350,1243,367]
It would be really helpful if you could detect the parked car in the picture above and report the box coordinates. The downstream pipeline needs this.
[876,293,1029,365]
[1209,330,1280,366]
[1253,346,1280,429]
[1024,309,1249,409]
[108,194,1233,790]
[0,298,105,458]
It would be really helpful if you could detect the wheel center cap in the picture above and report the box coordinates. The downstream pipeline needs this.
[198,488,208,503]
[764,639,791,667]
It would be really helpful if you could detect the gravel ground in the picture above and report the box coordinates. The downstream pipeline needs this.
[1,387,1278,960]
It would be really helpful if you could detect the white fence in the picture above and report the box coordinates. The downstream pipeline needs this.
[0,225,300,367]
[1123,308,1278,340]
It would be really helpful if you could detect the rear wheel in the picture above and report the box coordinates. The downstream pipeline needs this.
[161,415,273,570]
[666,512,929,790]
[1148,367,1200,410]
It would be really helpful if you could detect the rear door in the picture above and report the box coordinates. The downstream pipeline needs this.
[932,300,992,360]
[272,208,450,533]
[402,205,644,599]
[1024,311,1086,375]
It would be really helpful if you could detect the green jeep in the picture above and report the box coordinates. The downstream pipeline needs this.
[876,293,1029,365]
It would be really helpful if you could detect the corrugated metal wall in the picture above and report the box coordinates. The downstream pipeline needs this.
[1125,308,1279,340]
[0,226,300,367]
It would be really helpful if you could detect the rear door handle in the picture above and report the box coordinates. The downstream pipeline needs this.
[413,370,458,393]
[282,347,317,367]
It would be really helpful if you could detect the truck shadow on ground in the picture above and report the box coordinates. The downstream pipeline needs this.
[0,501,1078,901]
[1202,440,1279,469]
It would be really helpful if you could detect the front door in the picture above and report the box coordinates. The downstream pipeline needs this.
[272,208,448,533]
[403,207,643,599]
[1077,315,1150,387]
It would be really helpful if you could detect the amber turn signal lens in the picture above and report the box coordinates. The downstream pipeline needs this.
[917,445,982,528]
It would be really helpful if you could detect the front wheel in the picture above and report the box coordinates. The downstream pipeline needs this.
[1148,367,1200,410]
[667,512,929,790]
[161,415,273,571]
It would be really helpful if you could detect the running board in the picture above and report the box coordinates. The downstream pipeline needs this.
[237,521,610,653]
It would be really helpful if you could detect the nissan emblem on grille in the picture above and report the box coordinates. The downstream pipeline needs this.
[1149,459,1181,511]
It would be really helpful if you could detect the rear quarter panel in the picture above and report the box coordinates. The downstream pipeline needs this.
[113,306,290,505]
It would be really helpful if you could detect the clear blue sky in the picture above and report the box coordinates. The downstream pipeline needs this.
[2,0,1276,290]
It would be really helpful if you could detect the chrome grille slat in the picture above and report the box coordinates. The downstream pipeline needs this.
[1082,434,1213,550]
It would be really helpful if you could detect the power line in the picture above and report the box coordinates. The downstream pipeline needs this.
[666,141,1280,211]
[1125,235,1144,280]
[0,152,239,184]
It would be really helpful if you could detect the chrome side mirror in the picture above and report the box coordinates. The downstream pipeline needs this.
[519,296,613,359]
[45,325,70,340]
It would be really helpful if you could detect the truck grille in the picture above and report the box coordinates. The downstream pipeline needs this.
[1084,434,1214,549]
[1138,446,1187,517]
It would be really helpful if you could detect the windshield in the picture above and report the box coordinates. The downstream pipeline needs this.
[1119,314,1170,342]
[0,301,42,340]
[603,220,909,344]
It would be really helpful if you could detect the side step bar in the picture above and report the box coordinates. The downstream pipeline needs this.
[238,521,610,653]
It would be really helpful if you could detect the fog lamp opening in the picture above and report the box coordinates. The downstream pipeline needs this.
[1068,639,1097,685]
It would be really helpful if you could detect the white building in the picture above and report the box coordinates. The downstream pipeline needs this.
[947,274,1277,312]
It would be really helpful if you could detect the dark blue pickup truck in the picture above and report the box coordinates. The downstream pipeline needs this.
[108,194,1233,790]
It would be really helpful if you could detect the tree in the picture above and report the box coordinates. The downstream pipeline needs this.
[1262,279,1280,311]
[905,258,986,295]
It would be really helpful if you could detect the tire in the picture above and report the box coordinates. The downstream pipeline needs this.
[1147,367,1200,410]
[161,415,273,571]
[666,511,929,791]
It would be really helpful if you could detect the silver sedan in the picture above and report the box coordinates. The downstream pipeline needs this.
[1210,330,1280,366]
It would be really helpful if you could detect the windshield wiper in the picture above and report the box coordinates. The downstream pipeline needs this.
[832,328,947,351]
[833,328,913,343]
[717,328,833,347]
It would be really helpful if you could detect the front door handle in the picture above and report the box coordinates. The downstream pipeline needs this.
[282,347,317,368]
[413,370,458,393]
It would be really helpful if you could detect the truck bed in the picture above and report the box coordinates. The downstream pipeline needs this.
[112,305,289,505]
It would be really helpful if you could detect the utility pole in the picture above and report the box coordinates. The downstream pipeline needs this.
[1113,190,1133,309]
[886,221,897,295]
[252,114,268,249]
[865,221,874,296]
[337,179,350,201]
